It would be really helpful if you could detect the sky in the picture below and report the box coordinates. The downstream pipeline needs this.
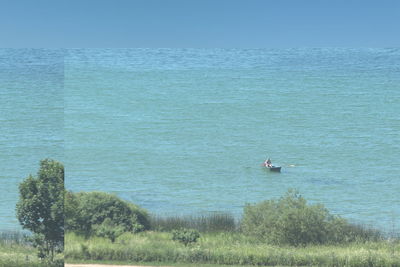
[0,0,399,48]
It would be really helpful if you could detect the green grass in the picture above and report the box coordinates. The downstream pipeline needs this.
[0,242,40,267]
[0,231,63,267]
[66,258,290,267]
[0,231,38,266]
[65,231,400,267]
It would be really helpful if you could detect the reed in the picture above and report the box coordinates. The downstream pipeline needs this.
[150,212,237,232]
[0,230,30,246]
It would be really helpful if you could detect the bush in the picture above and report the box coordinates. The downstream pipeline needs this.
[65,191,150,236]
[241,189,382,246]
[92,218,125,242]
[172,228,200,246]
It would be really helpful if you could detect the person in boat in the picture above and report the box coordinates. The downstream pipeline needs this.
[264,158,272,167]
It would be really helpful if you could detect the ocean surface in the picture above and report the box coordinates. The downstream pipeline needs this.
[1,48,399,233]
[0,49,64,230]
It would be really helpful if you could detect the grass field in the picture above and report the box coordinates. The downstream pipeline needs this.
[0,236,40,267]
[0,231,63,267]
[66,260,290,267]
[65,231,400,267]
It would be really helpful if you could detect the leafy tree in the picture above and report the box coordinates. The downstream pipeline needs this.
[16,159,64,261]
[65,191,150,236]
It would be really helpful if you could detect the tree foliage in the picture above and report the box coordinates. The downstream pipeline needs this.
[16,159,64,260]
[65,191,150,236]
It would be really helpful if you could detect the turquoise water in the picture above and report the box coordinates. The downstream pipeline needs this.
[2,48,400,232]
[0,49,64,230]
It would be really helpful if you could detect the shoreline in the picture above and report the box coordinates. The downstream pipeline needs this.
[66,264,163,267]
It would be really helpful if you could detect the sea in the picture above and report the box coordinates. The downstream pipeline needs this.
[1,48,399,233]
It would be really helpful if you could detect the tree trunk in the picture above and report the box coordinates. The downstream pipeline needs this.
[50,241,54,261]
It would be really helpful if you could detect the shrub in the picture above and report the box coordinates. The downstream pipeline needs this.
[241,189,380,246]
[65,191,150,236]
[172,228,200,246]
[92,218,125,242]
[330,220,382,243]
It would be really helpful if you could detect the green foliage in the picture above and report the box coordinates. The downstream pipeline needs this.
[15,159,64,261]
[65,191,150,236]
[28,234,50,259]
[241,189,382,246]
[172,228,200,246]
[150,213,236,232]
[92,218,125,243]
[64,191,80,231]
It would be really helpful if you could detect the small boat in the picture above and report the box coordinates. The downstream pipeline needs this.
[267,165,281,172]
[262,159,281,172]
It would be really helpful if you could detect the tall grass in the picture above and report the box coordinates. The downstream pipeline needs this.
[149,212,383,244]
[0,260,63,267]
[0,259,62,267]
[150,212,237,232]
[65,231,400,267]
[0,241,38,267]
[340,222,384,242]
[0,230,63,267]
[0,231,30,246]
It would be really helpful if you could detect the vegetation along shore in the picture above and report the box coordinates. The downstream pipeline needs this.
[64,188,400,266]
[1,159,399,267]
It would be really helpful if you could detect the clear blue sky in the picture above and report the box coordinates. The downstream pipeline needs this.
[0,0,398,47]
